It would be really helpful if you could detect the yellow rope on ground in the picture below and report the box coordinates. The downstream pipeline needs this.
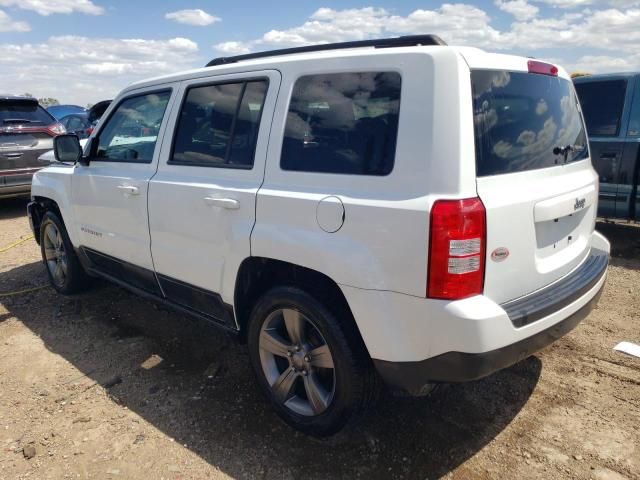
[0,235,34,254]
[0,285,47,298]
[0,235,42,297]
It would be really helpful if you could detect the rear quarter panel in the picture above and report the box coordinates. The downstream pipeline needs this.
[252,48,477,297]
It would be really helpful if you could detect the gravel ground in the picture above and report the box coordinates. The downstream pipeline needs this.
[0,196,638,480]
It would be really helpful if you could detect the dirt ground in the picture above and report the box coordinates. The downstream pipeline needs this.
[0,197,638,480]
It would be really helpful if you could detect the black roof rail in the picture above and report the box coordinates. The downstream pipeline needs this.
[206,35,447,67]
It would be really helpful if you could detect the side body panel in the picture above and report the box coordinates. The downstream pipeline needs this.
[148,71,281,312]
[71,84,180,272]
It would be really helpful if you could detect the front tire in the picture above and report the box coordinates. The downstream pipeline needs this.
[247,286,379,436]
[40,211,90,294]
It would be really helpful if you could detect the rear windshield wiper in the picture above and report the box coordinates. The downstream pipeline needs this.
[553,144,586,163]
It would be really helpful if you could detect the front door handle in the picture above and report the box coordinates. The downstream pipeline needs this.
[600,152,620,160]
[203,197,240,210]
[117,185,140,196]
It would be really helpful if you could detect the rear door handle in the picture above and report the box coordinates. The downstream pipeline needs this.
[117,185,140,196]
[1,152,23,159]
[203,197,240,209]
[600,152,620,160]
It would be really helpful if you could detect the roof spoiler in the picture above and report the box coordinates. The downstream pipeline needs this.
[206,34,447,67]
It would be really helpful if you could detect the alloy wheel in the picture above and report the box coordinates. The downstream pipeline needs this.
[43,223,68,287]
[259,308,336,416]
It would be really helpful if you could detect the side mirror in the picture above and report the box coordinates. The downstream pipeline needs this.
[54,134,83,164]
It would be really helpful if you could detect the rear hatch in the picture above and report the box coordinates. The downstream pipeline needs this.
[471,67,597,304]
[1,98,57,185]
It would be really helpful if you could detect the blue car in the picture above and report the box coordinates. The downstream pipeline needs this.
[46,104,87,120]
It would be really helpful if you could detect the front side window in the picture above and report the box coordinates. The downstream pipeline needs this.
[171,80,268,168]
[574,80,627,137]
[281,72,401,175]
[95,91,171,163]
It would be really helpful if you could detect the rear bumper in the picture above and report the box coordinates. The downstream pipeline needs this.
[341,231,610,395]
[373,282,603,393]
[0,168,39,198]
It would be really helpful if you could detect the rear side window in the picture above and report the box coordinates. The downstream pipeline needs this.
[171,80,268,168]
[574,80,627,137]
[281,72,401,175]
[0,100,55,125]
[472,70,588,177]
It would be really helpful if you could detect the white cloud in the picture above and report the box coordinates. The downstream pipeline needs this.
[165,9,220,26]
[495,0,539,20]
[0,36,199,105]
[608,0,640,6]
[532,0,592,7]
[566,54,640,73]
[214,5,503,53]
[502,8,640,51]
[0,0,104,16]
[210,4,640,76]
[214,41,251,55]
[0,9,29,31]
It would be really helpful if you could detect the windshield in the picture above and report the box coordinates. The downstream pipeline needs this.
[472,70,588,177]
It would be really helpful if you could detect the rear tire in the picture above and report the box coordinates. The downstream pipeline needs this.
[39,211,90,294]
[247,286,379,436]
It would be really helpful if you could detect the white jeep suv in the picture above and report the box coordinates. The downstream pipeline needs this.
[28,35,610,436]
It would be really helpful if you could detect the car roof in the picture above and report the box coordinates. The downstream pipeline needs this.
[125,45,451,92]
[123,38,569,95]
[0,95,39,103]
[573,72,639,83]
[60,112,89,119]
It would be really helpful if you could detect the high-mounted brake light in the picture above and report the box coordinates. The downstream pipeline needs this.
[427,198,486,300]
[527,60,558,77]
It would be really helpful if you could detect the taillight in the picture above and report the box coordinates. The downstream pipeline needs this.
[47,123,66,136]
[527,60,558,77]
[428,198,486,300]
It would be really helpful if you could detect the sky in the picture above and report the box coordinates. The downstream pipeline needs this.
[0,0,638,106]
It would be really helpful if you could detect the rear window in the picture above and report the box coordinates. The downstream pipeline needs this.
[0,100,55,126]
[472,71,588,177]
[574,80,627,137]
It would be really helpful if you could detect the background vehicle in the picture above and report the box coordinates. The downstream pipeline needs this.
[59,113,93,139]
[1,95,65,199]
[47,104,86,120]
[574,73,640,219]
[29,36,609,436]
[87,100,111,129]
